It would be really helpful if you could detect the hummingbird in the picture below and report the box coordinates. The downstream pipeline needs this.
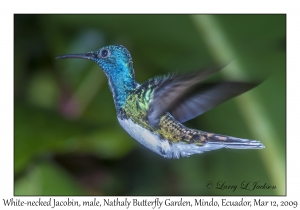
[56,45,264,159]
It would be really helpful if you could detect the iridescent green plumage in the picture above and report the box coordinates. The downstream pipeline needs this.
[120,79,208,145]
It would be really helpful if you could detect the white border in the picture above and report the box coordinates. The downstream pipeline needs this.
[1,1,299,209]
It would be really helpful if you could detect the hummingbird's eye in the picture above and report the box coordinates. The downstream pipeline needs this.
[100,49,110,58]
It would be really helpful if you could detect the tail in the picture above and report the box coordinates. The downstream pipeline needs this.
[205,133,265,149]
[166,132,264,159]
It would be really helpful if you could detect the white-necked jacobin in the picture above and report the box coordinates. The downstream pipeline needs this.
[56,45,264,159]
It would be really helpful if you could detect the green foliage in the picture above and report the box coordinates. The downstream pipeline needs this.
[15,162,84,195]
[14,14,285,195]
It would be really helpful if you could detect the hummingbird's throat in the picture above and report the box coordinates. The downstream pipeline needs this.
[107,75,138,111]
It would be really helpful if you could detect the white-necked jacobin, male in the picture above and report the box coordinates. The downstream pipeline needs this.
[56,45,264,159]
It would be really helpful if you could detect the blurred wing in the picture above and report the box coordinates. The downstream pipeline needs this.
[169,82,257,123]
[147,68,222,127]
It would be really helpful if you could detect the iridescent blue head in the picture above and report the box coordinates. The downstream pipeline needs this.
[56,45,138,110]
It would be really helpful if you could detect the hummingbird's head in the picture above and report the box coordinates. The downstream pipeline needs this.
[56,45,135,80]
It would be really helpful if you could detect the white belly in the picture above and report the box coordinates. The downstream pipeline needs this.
[117,118,224,159]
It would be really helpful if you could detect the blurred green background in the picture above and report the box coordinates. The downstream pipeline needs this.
[14,14,285,196]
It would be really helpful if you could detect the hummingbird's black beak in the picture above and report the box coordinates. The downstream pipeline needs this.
[56,52,95,60]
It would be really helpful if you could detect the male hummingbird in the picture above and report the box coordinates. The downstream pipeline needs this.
[56,45,264,159]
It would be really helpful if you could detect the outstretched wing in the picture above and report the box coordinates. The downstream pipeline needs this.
[146,68,222,126]
[168,82,256,123]
[146,68,257,126]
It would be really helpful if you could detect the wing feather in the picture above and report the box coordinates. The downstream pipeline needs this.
[169,82,256,123]
[146,67,223,126]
